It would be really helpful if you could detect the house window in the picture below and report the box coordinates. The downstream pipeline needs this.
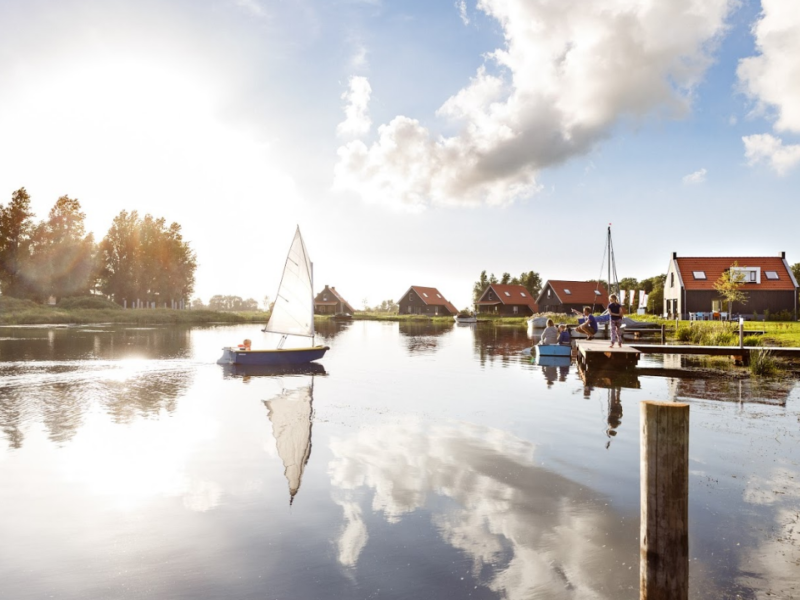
[564,289,571,295]
[423,292,428,297]
[749,271,756,282]
[765,271,779,280]
[670,273,674,288]
[520,292,527,297]
[513,306,519,314]
[435,306,439,315]
[594,290,601,296]
[488,292,494,300]
[408,305,412,314]
[692,271,706,280]
[504,291,511,297]
[436,294,441,298]
[547,289,551,298]
[323,296,328,301]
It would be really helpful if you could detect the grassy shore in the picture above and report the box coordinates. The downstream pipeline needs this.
[0,298,268,325]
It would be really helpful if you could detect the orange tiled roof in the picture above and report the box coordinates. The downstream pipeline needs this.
[538,280,609,305]
[409,286,459,313]
[479,284,538,311]
[675,257,796,291]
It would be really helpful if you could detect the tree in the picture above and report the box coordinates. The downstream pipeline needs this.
[713,262,747,315]
[472,271,490,302]
[500,272,511,285]
[35,196,97,300]
[0,188,35,297]
[517,271,542,299]
[618,277,639,291]
[99,211,196,306]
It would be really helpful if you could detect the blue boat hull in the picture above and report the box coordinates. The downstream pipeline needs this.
[534,344,572,357]
[218,345,329,366]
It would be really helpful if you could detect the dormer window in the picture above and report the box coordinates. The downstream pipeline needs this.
[765,271,779,280]
[692,271,706,280]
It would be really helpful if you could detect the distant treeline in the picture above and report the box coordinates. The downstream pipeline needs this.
[473,270,543,301]
[0,188,196,306]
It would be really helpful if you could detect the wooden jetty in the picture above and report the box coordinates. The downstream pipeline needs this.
[577,340,800,370]
[576,340,641,372]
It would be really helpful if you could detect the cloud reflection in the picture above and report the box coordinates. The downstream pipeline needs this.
[328,418,638,598]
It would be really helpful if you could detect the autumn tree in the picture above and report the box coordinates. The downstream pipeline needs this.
[0,188,35,297]
[99,210,196,306]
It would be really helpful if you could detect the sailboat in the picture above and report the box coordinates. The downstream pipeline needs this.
[218,227,330,366]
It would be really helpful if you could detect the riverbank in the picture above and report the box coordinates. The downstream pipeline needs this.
[0,298,268,325]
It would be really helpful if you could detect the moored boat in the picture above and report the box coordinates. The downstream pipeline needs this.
[534,344,572,357]
[454,312,478,324]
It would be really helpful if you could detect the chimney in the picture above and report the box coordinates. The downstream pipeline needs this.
[781,251,786,259]
[672,251,677,259]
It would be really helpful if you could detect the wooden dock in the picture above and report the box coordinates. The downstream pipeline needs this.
[576,340,641,372]
[576,340,800,371]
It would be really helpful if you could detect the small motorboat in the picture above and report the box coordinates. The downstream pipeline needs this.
[332,313,353,321]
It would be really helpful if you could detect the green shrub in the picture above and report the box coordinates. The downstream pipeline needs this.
[57,296,122,310]
[703,330,736,346]
[742,335,762,347]
[0,296,39,311]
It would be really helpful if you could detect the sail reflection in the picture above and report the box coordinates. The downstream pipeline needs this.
[256,370,324,505]
[328,418,638,596]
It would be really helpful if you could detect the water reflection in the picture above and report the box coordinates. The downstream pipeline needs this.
[314,319,352,341]
[329,418,639,597]
[533,355,571,386]
[265,380,316,505]
[0,360,194,448]
[398,320,454,354]
[473,324,530,366]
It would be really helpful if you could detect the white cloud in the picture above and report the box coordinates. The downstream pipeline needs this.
[738,0,800,133]
[334,0,735,211]
[737,0,800,174]
[336,76,373,138]
[743,133,800,175]
[682,167,707,184]
[456,1,470,26]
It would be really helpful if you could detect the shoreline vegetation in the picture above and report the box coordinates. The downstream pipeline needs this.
[3,299,800,347]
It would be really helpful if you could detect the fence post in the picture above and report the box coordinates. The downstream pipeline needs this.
[739,317,744,349]
[660,324,665,344]
[641,400,689,600]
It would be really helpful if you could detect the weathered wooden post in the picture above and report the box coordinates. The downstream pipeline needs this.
[641,401,689,600]
[660,324,665,344]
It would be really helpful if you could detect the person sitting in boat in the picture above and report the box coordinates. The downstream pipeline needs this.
[238,339,252,351]
[557,324,571,345]
[538,319,559,345]
[573,306,598,340]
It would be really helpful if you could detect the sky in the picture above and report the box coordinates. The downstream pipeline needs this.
[1,0,799,310]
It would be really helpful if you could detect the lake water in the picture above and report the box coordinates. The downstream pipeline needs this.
[1,321,798,599]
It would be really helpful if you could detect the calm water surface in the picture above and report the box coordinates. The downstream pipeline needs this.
[1,321,798,599]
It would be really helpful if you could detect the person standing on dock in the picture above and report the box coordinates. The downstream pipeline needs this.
[608,294,623,348]
[573,307,598,340]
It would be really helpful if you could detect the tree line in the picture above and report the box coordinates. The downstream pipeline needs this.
[0,188,196,306]
[473,270,543,302]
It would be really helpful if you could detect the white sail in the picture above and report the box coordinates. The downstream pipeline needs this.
[265,385,313,504]
[264,227,315,338]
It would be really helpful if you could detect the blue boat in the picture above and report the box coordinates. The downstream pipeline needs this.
[534,344,572,357]
[219,345,329,366]
[218,227,329,367]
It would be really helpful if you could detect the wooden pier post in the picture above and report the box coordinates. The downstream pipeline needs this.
[739,317,744,349]
[640,401,689,600]
[660,324,665,345]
